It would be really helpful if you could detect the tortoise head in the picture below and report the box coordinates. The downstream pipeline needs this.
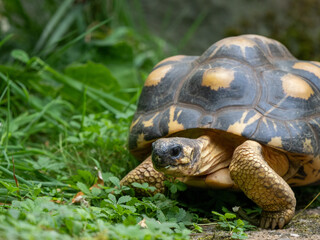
[151,137,202,176]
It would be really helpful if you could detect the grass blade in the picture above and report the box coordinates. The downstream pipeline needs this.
[42,63,135,116]
[42,6,82,56]
[0,34,13,49]
[0,73,70,132]
[34,0,74,53]
[49,18,111,59]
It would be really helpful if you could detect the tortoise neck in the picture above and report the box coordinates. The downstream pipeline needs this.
[193,135,233,175]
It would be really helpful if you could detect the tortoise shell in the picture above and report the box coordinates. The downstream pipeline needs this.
[129,34,320,160]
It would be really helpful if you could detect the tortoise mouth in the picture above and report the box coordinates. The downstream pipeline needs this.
[153,161,192,177]
[152,146,192,172]
[153,157,190,171]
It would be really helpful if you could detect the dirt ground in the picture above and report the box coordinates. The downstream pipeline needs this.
[191,207,320,240]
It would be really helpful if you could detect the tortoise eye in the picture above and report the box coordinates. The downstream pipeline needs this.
[169,146,182,158]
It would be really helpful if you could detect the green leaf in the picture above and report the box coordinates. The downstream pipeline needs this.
[91,187,101,197]
[76,182,91,196]
[8,209,20,219]
[225,213,236,219]
[222,206,230,213]
[107,194,117,205]
[176,181,187,191]
[117,195,132,205]
[11,49,30,63]
[131,182,143,188]
[102,42,140,88]
[73,170,95,186]
[91,27,129,46]
[122,205,136,213]
[65,136,80,143]
[236,219,245,227]
[175,208,187,222]
[169,184,177,194]
[109,177,120,188]
[212,211,224,218]
[192,223,203,233]
[157,209,166,222]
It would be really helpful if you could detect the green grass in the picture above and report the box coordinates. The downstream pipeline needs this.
[0,1,199,239]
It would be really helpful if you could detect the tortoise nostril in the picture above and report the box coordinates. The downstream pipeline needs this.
[169,146,182,158]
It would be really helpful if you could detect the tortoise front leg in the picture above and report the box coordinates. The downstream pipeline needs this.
[120,156,166,195]
[229,140,296,229]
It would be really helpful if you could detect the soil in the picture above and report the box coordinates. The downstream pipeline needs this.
[191,207,320,240]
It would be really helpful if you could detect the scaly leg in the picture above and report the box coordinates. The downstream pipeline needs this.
[120,156,165,195]
[229,140,296,229]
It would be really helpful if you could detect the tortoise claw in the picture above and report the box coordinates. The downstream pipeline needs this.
[278,217,286,229]
[262,217,271,229]
[260,210,294,229]
[260,217,266,228]
[271,218,277,230]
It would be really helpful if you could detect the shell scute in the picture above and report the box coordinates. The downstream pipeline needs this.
[200,37,271,67]
[286,121,318,155]
[258,69,320,120]
[158,106,202,138]
[252,118,289,150]
[213,110,261,137]
[178,58,258,112]
[291,61,320,90]
[137,56,197,113]
[128,113,161,151]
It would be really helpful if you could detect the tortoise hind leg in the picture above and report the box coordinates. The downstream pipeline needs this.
[229,140,296,229]
[120,156,165,195]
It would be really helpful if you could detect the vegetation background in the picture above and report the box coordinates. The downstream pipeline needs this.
[0,0,319,239]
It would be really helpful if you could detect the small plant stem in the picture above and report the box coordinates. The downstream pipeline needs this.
[235,207,260,227]
[197,222,218,226]
[1,151,31,186]
[293,191,320,220]
[12,157,19,188]
[0,165,31,187]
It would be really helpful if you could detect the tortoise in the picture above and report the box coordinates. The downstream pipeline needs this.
[120,34,320,229]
